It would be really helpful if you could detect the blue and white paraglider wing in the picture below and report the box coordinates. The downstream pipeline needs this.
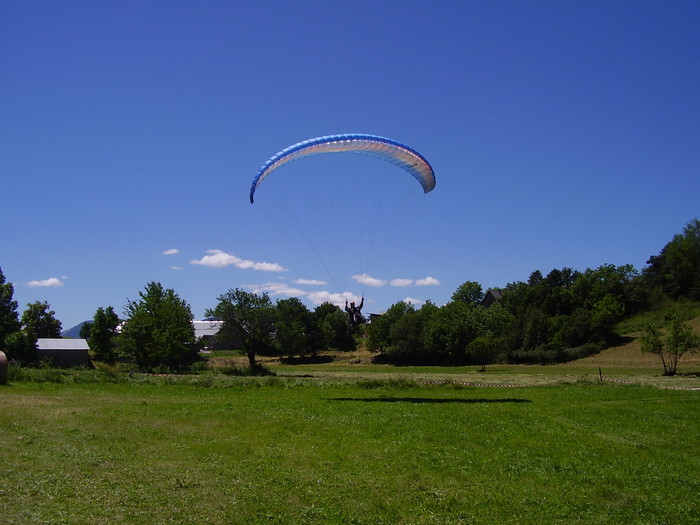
[250,134,436,203]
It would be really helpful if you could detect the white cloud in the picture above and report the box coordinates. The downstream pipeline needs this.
[190,249,288,272]
[402,297,425,306]
[390,278,413,287]
[247,282,306,297]
[294,278,327,286]
[351,273,386,287]
[415,276,441,286]
[169,266,183,271]
[307,290,361,307]
[27,277,64,288]
[162,248,179,255]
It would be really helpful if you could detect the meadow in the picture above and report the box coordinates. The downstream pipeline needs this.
[2,366,699,524]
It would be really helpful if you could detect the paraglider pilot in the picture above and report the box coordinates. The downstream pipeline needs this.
[345,298,365,325]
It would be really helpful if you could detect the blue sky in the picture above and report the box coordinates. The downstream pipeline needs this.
[2,1,699,330]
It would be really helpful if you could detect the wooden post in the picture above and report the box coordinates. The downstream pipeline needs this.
[598,367,603,383]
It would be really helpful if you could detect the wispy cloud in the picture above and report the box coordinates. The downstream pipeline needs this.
[245,280,361,308]
[169,266,183,271]
[246,282,306,296]
[162,248,179,255]
[415,276,440,286]
[27,277,64,288]
[294,278,327,286]
[191,249,288,272]
[351,273,386,287]
[349,274,441,288]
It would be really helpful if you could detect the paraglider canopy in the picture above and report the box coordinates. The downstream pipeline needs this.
[250,134,435,203]
[247,133,436,303]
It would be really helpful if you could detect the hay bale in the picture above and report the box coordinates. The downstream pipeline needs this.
[0,351,7,384]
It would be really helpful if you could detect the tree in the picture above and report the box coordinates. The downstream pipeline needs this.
[89,306,121,364]
[3,331,34,364]
[640,314,700,376]
[21,301,62,341]
[423,301,478,363]
[274,297,314,358]
[467,334,498,372]
[367,301,413,354]
[121,282,197,371]
[386,307,426,362]
[0,267,21,352]
[451,281,484,306]
[206,289,275,372]
[644,219,700,300]
[313,303,354,351]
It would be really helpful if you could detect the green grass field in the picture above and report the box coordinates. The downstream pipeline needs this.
[2,371,699,524]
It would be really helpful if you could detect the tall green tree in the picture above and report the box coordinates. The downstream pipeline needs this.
[423,301,478,363]
[21,301,62,341]
[274,297,314,358]
[0,267,21,351]
[644,218,700,300]
[451,281,484,306]
[206,289,275,371]
[313,303,354,351]
[367,301,414,354]
[0,268,31,363]
[121,282,197,371]
[89,306,121,364]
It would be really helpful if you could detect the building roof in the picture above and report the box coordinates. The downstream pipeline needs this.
[37,338,90,350]
[193,320,223,338]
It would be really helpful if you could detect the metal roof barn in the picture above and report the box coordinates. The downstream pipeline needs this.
[36,338,92,367]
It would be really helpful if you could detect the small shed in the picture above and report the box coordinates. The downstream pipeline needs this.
[36,338,92,367]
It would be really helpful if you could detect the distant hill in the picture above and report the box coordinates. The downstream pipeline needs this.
[61,321,92,339]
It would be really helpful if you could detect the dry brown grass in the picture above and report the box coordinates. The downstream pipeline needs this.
[565,315,700,371]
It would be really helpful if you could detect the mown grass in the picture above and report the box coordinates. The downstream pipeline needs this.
[1,375,699,524]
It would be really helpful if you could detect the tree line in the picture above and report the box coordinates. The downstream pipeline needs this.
[1,219,699,374]
[368,219,700,369]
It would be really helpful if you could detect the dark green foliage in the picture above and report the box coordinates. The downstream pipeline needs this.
[0,268,20,342]
[206,288,276,371]
[0,267,22,359]
[644,218,700,301]
[367,300,415,354]
[370,299,513,365]
[274,297,314,358]
[466,334,498,371]
[368,261,649,365]
[3,330,35,364]
[21,301,62,342]
[88,306,120,364]
[423,300,480,362]
[497,264,640,363]
[451,281,484,306]
[121,282,198,372]
[313,302,354,351]
[79,322,92,339]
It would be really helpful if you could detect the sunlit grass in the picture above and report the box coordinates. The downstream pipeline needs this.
[2,379,698,524]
